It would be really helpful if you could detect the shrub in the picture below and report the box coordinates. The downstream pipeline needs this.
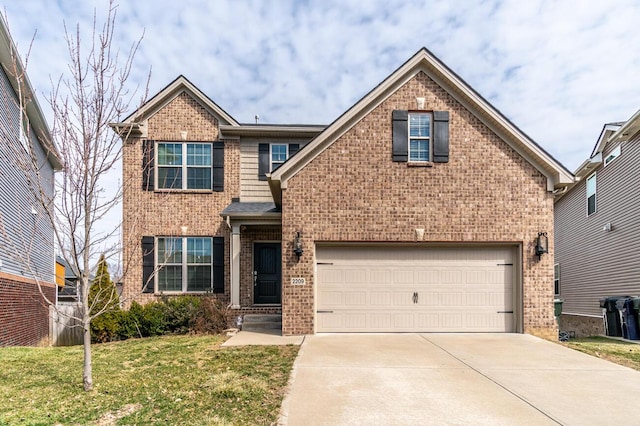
[89,255,121,343]
[193,297,229,335]
[91,310,123,343]
[93,295,230,343]
[161,295,203,334]
[118,301,144,339]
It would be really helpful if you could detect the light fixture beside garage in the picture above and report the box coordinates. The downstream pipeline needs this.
[535,232,548,258]
[294,232,304,259]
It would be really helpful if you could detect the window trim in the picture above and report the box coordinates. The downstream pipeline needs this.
[586,173,597,216]
[554,263,560,296]
[604,145,621,167]
[155,236,213,293]
[155,142,213,191]
[408,112,432,162]
[270,143,288,171]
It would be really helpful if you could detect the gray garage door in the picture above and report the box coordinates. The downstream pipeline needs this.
[316,245,516,332]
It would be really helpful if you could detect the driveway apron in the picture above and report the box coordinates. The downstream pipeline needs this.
[280,333,640,425]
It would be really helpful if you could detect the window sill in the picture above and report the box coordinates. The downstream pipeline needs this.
[407,161,433,167]
[153,189,214,194]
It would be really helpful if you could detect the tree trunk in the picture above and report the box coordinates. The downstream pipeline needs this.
[82,278,93,391]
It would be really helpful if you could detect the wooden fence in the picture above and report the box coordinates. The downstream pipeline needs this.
[50,303,83,346]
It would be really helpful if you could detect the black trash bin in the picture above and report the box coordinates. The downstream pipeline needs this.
[600,296,624,337]
[615,297,640,340]
[625,297,640,340]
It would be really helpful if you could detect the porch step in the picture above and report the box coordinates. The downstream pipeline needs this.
[242,314,282,331]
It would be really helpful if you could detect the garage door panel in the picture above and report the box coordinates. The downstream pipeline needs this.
[316,246,516,333]
[370,291,393,306]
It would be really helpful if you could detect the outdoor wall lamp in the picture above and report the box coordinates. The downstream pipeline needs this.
[293,232,304,258]
[535,232,548,258]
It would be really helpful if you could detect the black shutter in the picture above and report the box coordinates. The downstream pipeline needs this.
[258,143,269,181]
[433,111,450,163]
[392,110,408,162]
[142,140,154,190]
[212,142,224,192]
[288,143,300,158]
[212,236,224,294]
[141,236,155,293]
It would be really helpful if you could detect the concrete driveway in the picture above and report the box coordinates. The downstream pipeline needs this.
[280,333,640,425]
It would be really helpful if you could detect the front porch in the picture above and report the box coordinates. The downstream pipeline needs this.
[221,201,284,328]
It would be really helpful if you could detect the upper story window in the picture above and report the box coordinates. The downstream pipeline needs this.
[392,110,449,163]
[156,237,213,293]
[142,140,223,193]
[587,173,596,216]
[409,113,431,162]
[604,145,621,167]
[258,143,300,181]
[271,144,288,171]
[156,142,212,190]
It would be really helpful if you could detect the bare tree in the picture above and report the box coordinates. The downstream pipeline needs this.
[1,1,148,391]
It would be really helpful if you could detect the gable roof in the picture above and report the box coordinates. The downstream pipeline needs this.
[0,17,61,170]
[572,109,640,181]
[269,47,574,202]
[112,75,239,134]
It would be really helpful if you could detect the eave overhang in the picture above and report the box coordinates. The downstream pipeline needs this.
[219,124,325,139]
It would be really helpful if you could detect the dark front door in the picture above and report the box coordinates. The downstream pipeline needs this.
[254,243,282,304]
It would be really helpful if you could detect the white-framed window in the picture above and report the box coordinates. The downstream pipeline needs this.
[156,142,212,190]
[586,173,596,216]
[604,145,621,167]
[271,144,288,171]
[554,263,560,296]
[156,237,212,292]
[409,113,431,162]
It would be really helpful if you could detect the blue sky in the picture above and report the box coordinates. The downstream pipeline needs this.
[3,0,640,172]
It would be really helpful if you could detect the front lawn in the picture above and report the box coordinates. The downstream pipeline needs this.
[0,335,299,425]
[565,336,640,371]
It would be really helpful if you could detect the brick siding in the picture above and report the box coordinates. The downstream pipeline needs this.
[281,72,557,338]
[0,272,55,346]
[121,91,238,308]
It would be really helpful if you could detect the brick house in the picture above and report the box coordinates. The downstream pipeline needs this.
[0,17,61,346]
[114,48,573,339]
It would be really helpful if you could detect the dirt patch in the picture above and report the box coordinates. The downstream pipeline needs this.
[93,403,142,425]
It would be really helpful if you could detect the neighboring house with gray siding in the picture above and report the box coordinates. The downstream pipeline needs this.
[555,110,640,337]
[0,17,61,346]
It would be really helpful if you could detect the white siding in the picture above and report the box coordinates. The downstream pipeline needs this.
[240,138,309,202]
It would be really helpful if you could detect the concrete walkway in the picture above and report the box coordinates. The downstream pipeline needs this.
[280,333,640,425]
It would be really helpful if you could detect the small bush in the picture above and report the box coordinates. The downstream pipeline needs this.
[91,310,123,343]
[193,297,229,335]
[118,302,144,339]
[137,302,168,337]
[161,295,203,334]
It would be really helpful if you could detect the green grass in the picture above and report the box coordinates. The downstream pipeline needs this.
[565,336,640,371]
[0,335,299,425]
